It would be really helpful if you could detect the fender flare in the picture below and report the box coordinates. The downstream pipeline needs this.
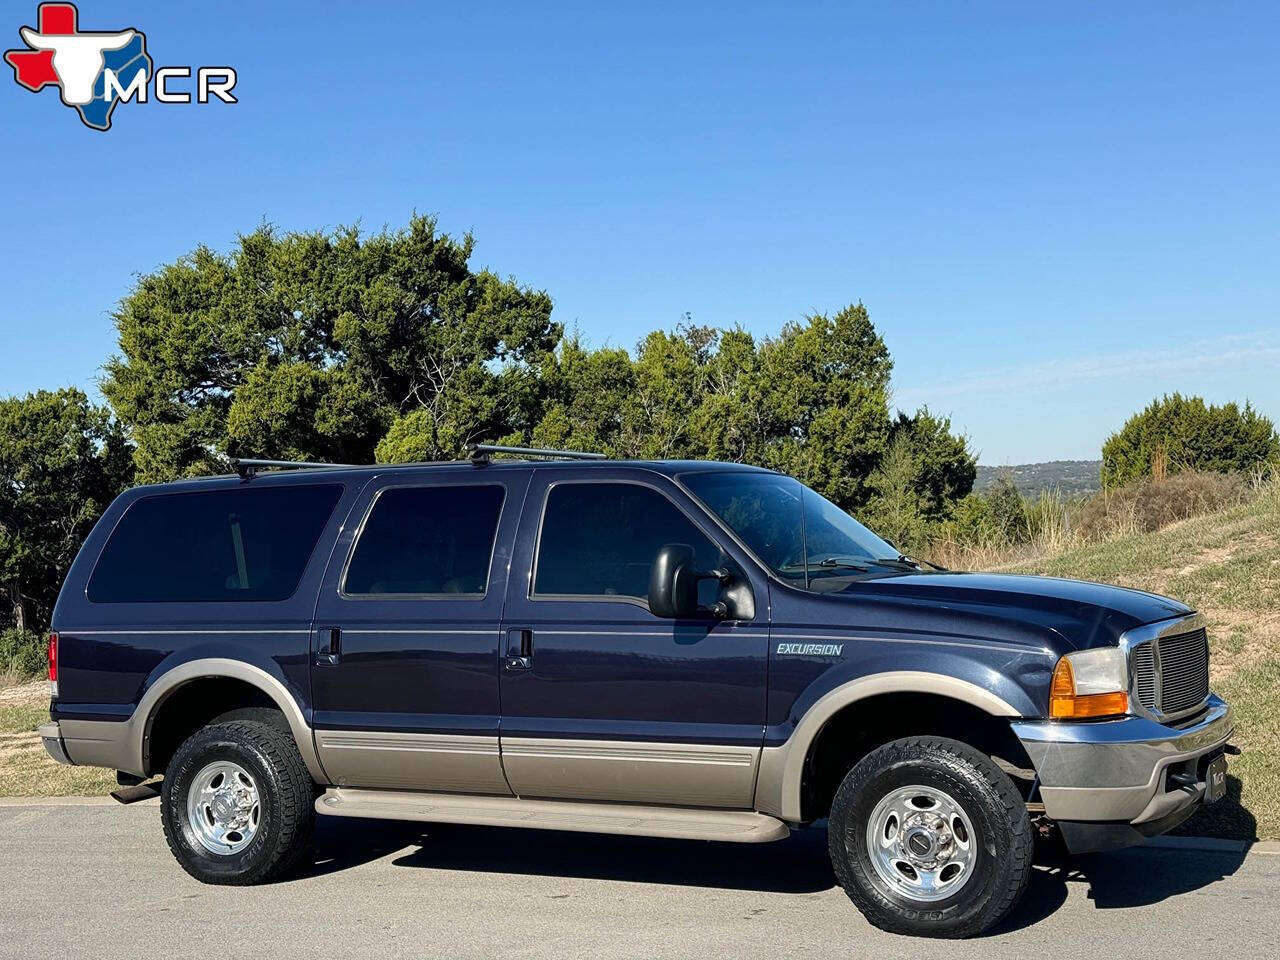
[754,671,1020,822]
[136,659,326,782]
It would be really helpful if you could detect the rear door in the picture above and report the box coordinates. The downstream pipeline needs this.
[311,470,529,793]
[497,469,770,808]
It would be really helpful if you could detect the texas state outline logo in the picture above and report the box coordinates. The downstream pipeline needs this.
[4,3,237,132]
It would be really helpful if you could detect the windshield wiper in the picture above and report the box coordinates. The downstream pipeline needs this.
[873,555,923,570]
[812,556,871,572]
[873,554,949,572]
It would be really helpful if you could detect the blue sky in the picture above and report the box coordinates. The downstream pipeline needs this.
[1,1,1276,464]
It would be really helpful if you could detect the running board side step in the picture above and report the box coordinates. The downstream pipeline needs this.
[316,788,790,843]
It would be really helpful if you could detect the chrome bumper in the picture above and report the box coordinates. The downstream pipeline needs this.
[1011,694,1233,824]
[38,722,74,766]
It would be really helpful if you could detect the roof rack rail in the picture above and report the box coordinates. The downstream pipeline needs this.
[231,458,354,479]
[468,443,606,464]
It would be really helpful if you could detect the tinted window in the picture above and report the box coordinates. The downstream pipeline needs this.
[534,483,720,600]
[88,485,342,603]
[344,485,505,596]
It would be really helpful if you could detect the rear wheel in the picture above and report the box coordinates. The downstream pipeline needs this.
[161,719,314,884]
[828,736,1032,938]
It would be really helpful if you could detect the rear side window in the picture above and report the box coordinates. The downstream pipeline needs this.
[343,485,505,596]
[88,485,343,603]
[534,482,720,601]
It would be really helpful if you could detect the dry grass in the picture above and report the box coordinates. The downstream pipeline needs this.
[0,682,116,798]
[928,469,1266,572]
[1076,470,1249,541]
[0,669,27,690]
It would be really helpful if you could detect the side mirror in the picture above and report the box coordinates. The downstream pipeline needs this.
[648,543,729,619]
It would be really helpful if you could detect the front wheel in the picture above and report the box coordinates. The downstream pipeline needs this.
[828,736,1032,938]
[161,719,315,885]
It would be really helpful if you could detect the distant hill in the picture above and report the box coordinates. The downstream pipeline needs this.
[975,460,1102,497]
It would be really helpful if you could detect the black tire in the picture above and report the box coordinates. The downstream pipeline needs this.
[828,736,1032,938]
[161,719,314,885]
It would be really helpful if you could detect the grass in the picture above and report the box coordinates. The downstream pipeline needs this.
[1010,480,1280,841]
[0,690,117,797]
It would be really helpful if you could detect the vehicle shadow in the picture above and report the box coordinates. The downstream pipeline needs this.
[987,835,1249,935]
[295,816,837,893]
[389,820,839,894]
[293,816,1251,928]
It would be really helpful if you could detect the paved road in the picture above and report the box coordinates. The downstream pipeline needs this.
[2,800,1278,959]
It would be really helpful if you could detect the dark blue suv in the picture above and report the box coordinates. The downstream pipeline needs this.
[40,447,1234,938]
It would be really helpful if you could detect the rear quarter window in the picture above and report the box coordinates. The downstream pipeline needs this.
[87,484,343,603]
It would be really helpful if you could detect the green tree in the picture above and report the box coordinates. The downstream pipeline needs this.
[747,305,893,509]
[1101,394,1279,488]
[518,307,906,513]
[984,474,1029,544]
[884,407,977,523]
[101,210,973,529]
[0,389,133,632]
[940,493,997,546]
[526,332,638,454]
[103,215,559,480]
[864,432,931,553]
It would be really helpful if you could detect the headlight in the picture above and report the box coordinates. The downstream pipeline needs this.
[1049,647,1129,719]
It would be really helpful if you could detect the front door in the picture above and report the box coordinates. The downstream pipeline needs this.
[498,470,770,808]
[311,471,529,793]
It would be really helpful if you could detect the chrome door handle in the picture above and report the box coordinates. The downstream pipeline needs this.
[505,656,532,670]
[315,627,341,666]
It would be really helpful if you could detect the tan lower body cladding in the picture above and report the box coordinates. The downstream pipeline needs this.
[315,730,760,808]
[499,737,760,807]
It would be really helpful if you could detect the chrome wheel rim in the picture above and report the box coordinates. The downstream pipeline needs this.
[864,784,977,902]
[186,760,261,855]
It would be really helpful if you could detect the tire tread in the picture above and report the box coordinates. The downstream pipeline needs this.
[161,719,314,885]
[828,735,1033,938]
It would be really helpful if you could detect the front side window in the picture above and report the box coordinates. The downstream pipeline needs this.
[681,471,901,585]
[344,485,505,596]
[88,484,343,603]
[534,483,720,601]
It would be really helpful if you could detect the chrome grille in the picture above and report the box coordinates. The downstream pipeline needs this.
[1130,627,1209,718]
[1132,643,1158,710]
[1158,627,1209,714]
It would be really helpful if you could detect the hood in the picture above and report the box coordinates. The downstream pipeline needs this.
[830,571,1191,651]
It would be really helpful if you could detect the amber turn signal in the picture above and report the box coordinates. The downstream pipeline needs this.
[1049,656,1128,719]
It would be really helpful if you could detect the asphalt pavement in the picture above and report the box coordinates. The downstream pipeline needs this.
[1,798,1277,959]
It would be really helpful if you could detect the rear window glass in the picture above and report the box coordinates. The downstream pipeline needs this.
[343,485,505,596]
[87,485,343,603]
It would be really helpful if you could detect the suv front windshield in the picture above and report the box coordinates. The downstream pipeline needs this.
[680,471,912,585]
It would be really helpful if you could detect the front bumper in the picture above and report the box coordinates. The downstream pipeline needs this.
[1011,695,1233,850]
[38,722,74,766]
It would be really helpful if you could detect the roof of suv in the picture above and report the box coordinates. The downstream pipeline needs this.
[140,457,776,495]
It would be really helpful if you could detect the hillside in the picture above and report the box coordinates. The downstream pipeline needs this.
[976,460,1102,496]
[1011,480,1280,841]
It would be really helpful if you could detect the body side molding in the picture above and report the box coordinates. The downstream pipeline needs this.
[754,670,1021,821]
